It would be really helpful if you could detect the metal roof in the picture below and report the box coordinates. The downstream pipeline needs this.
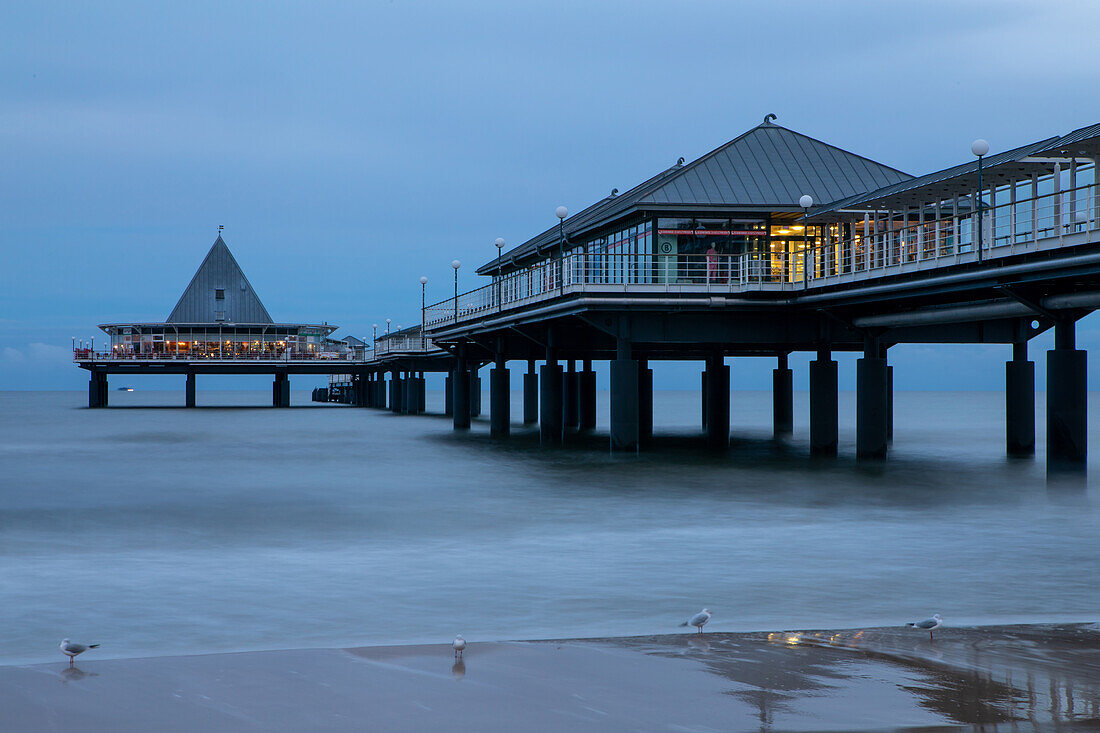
[167,236,274,324]
[478,119,910,273]
[812,136,1062,216]
[1037,122,1100,157]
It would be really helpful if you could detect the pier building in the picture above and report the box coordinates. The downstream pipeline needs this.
[75,235,362,407]
[420,116,1100,469]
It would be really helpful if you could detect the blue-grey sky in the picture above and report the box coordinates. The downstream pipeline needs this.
[3,0,1100,391]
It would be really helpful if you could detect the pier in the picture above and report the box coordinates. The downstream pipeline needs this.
[410,118,1100,470]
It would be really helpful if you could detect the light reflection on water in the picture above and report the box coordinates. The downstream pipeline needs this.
[0,389,1096,665]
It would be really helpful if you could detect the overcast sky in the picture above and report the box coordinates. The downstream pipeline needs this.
[3,0,1100,390]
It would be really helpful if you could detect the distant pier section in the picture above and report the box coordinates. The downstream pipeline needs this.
[74,236,368,407]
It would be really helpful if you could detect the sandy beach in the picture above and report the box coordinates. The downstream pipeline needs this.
[3,623,1098,731]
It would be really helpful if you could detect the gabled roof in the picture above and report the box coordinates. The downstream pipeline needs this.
[478,118,910,273]
[167,236,274,324]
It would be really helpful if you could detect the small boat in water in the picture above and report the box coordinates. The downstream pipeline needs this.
[117,387,134,392]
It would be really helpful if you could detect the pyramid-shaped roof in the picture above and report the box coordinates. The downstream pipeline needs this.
[166,236,274,324]
[636,120,911,207]
[479,119,911,273]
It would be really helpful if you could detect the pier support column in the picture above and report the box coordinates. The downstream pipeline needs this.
[856,341,888,459]
[445,374,454,416]
[563,361,579,430]
[453,348,471,430]
[700,370,708,431]
[490,353,510,438]
[579,359,596,431]
[375,374,386,408]
[523,360,538,425]
[1006,340,1035,456]
[886,364,894,441]
[185,372,196,408]
[416,373,426,414]
[540,357,564,445]
[773,353,793,436]
[610,340,639,452]
[1047,318,1087,468]
[809,349,838,456]
[389,370,401,414]
[400,372,412,414]
[273,371,290,408]
[88,371,108,408]
[705,352,729,449]
[469,370,482,418]
[638,358,653,447]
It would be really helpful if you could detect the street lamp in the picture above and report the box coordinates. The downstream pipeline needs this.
[452,259,461,323]
[372,323,378,354]
[494,237,505,311]
[971,138,989,263]
[385,318,391,335]
[419,276,428,348]
[556,206,568,292]
[799,194,813,287]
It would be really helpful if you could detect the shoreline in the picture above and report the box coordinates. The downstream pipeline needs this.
[4,623,1098,731]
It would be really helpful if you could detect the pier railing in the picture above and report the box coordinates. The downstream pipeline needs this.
[371,334,438,357]
[426,182,1100,328]
[73,350,365,362]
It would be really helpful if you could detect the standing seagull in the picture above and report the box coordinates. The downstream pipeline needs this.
[680,609,711,634]
[906,614,943,641]
[452,635,466,658]
[59,639,99,667]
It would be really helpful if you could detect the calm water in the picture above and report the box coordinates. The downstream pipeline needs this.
[1,389,1097,665]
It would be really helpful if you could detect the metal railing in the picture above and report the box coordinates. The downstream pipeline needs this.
[73,349,364,362]
[370,334,438,357]
[426,182,1100,328]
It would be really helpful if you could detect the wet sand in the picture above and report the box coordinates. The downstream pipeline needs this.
[2,624,1099,731]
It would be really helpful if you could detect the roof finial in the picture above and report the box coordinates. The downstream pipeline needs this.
[218,225,224,239]
[763,113,777,125]
[610,188,619,196]
[677,157,685,166]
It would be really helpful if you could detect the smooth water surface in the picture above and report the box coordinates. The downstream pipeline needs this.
[1,389,1097,665]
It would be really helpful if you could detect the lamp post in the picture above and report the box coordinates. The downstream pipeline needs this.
[556,206,568,292]
[494,238,505,312]
[971,138,989,263]
[419,276,428,348]
[799,194,813,288]
[452,259,461,324]
[385,318,391,336]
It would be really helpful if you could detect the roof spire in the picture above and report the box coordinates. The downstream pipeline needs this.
[763,113,778,125]
[217,224,224,241]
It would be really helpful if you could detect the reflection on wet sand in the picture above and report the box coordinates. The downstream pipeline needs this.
[451,659,465,680]
[59,666,96,683]
[611,624,1100,729]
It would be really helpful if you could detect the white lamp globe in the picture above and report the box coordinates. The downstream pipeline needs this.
[451,259,461,270]
[799,194,813,209]
[971,139,989,157]
[494,237,505,249]
[419,276,428,284]
[372,323,378,329]
[386,318,391,324]
[556,206,569,220]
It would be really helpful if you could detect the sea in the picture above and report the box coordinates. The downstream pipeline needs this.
[1,389,1097,665]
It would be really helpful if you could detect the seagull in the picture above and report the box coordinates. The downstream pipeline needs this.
[680,609,711,634]
[59,639,99,667]
[907,614,943,641]
[452,635,466,658]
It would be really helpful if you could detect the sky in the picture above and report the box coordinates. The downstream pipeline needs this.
[3,0,1100,391]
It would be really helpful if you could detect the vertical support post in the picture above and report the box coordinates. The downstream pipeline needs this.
[523,359,538,425]
[400,372,411,414]
[453,347,470,430]
[773,352,793,436]
[417,373,426,414]
[579,358,597,431]
[704,351,729,449]
[445,373,454,416]
[886,364,894,441]
[185,372,196,408]
[273,371,290,408]
[638,357,653,447]
[540,353,563,445]
[700,369,708,431]
[610,338,639,452]
[1047,317,1087,468]
[390,370,401,414]
[469,369,482,418]
[563,360,579,430]
[1006,338,1035,456]
[856,339,888,459]
[490,350,510,438]
[809,348,838,456]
